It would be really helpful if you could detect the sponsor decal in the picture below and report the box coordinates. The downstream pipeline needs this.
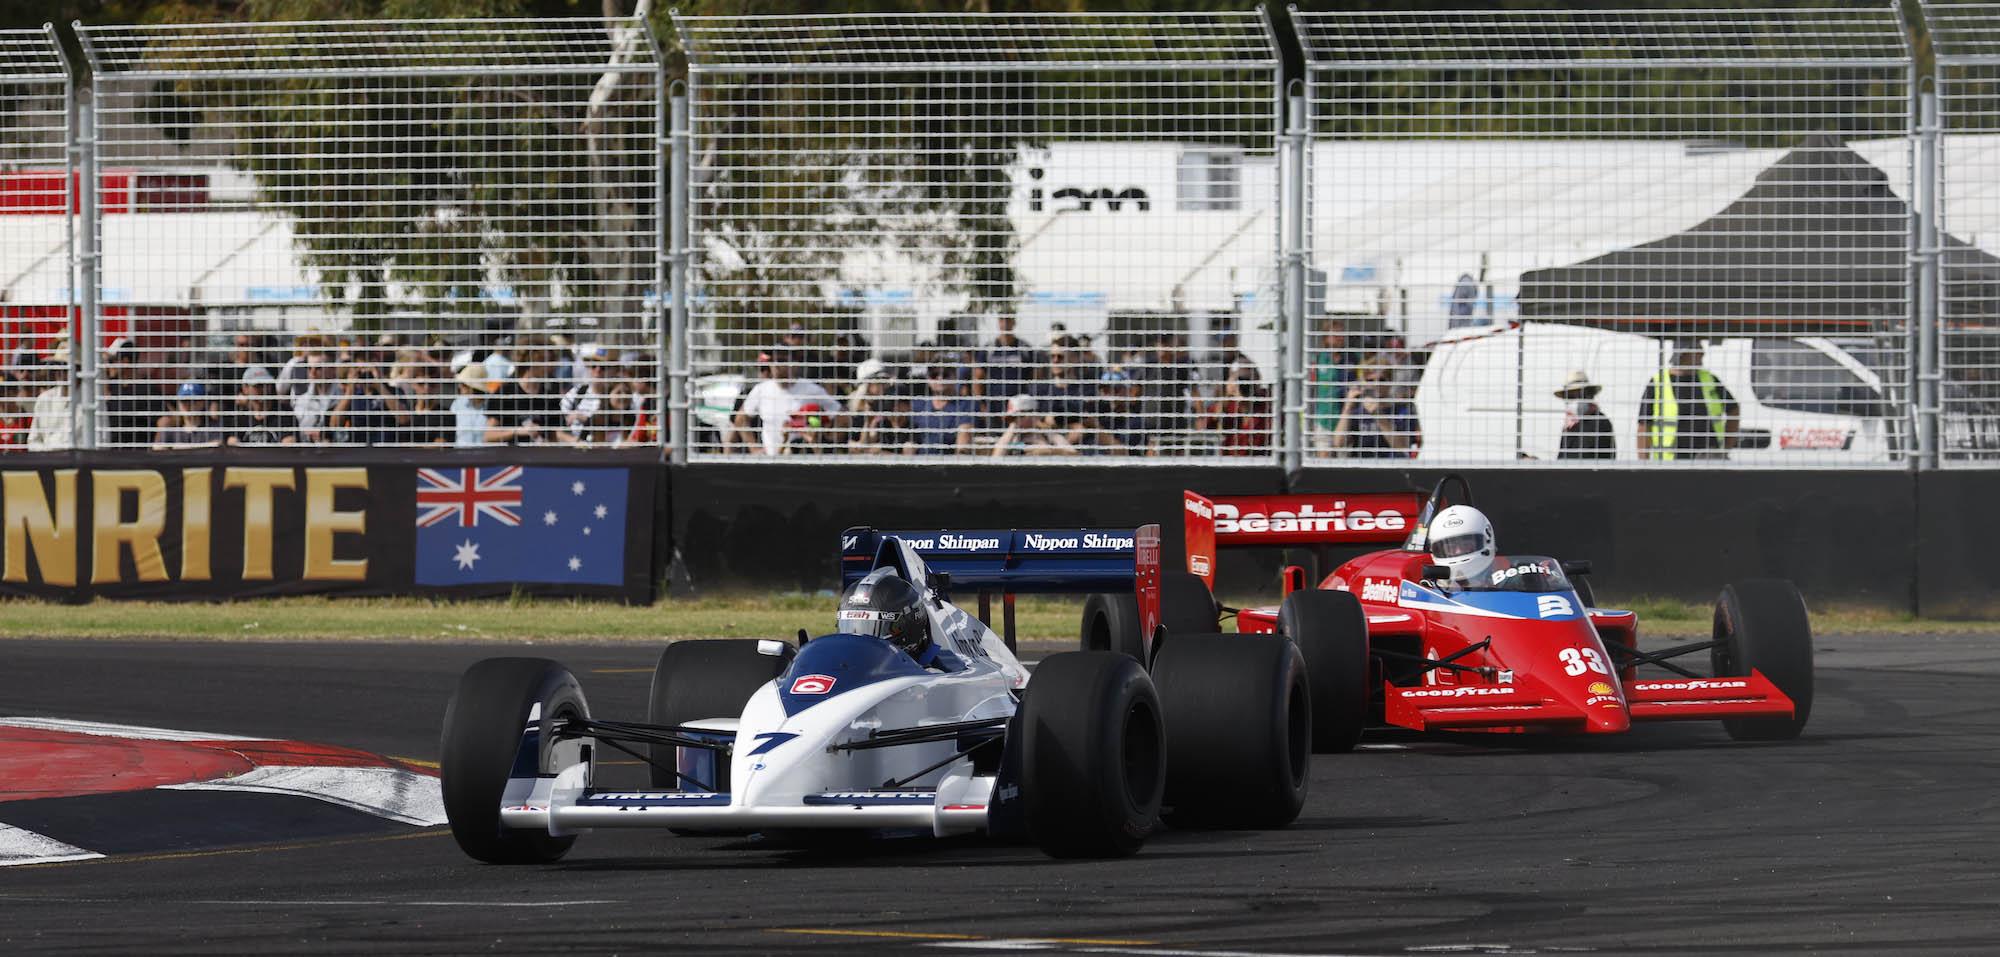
[789,674,836,695]
[845,587,871,604]
[1020,532,1133,551]
[1588,682,1614,695]
[1584,681,1621,708]
[841,534,858,551]
[1778,427,1851,451]
[1406,686,1517,699]
[839,608,884,620]
[817,790,933,800]
[1212,501,1409,536]
[995,784,1020,803]
[1498,669,1515,685]
[1491,561,1557,585]
[1184,497,1213,519]
[1189,554,1211,576]
[592,792,716,801]
[1359,578,1400,604]
[1631,679,1749,692]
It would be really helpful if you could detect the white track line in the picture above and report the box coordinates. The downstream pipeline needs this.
[0,717,266,742]
[163,766,447,826]
[0,822,105,867]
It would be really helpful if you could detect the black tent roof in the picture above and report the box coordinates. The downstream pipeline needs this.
[1516,136,2000,333]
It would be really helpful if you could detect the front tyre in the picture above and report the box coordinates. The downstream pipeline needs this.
[439,657,591,864]
[1019,651,1165,858]
[1279,590,1371,753]
[647,639,793,789]
[1153,634,1310,829]
[1712,580,1815,741]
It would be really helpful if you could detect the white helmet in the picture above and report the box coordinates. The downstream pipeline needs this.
[1429,505,1496,581]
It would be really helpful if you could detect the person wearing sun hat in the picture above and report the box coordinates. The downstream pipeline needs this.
[452,360,539,447]
[1555,370,1614,460]
[26,342,73,450]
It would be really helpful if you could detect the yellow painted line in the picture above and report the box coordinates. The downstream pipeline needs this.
[769,929,1158,946]
[389,756,439,769]
[19,828,446,869]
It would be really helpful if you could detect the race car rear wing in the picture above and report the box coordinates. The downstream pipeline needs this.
[1183,490,1427,592]
[841,525,1164,653]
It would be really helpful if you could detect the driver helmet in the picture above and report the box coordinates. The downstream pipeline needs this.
[836,571,931,657]
[1429,505,1496,581]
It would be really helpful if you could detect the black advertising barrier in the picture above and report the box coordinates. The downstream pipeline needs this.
[674,464,1921,610]
[670,463,1282,595]
[1915,470,2000,619]
[0,449,659,603]
[1288,468,1918,607]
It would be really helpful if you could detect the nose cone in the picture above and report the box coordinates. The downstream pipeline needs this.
[1578,680,1631,734]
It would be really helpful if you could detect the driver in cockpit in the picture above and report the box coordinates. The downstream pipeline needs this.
[836,571,958,671]
[1428,505,1498,583]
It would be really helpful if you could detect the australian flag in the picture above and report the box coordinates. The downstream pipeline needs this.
[413,466,628,587]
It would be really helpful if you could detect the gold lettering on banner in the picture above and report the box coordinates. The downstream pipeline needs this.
[91,470,169,584]
[2,469,77,587]
[181,467,212,582]
[224,468,294,581]
[303,468,368,581]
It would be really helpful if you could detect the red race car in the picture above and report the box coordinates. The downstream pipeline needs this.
[1094,475,1813,753]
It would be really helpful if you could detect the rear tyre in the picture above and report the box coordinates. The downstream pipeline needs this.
[1279,590,1371,753]
[1153,634,1310,829]
[1712,580,1814,741]
[648,639,794,789]
[440,657,591,864]
[1080,591,1144,660]
[1019,651,1165,858]
[1160,571,1218,637]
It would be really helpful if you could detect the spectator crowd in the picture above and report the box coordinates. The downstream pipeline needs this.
[0,329,660,451]
[708,315,1423,459]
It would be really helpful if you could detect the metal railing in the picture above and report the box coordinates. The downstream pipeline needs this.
[7,5,2000,468]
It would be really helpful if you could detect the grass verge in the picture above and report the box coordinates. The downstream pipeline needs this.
[0,593,1986,642]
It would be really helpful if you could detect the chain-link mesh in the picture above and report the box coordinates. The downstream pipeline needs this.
[676,12,1282,459]
[1925,1,2000,464]
[71,18,661,449]
[1,27,73,450]
[1297,8,1914,467]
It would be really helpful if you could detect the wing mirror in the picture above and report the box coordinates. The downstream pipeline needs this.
[1422,564,1451,582]
[926,570,951,602]
[1560,559,1592,577]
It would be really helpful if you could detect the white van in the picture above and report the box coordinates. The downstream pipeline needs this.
[1411,323,1901,464]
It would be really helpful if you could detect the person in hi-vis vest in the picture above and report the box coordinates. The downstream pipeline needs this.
[1638,343,1739,460]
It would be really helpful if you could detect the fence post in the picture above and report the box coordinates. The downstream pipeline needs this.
[1281,84,1307,474]
[668,86,690,465]
[1914,86,1940,470]
[72,23,101,451]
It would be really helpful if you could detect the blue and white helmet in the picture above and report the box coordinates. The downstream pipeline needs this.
[836,570,930,656]
[1429,505,1496,581]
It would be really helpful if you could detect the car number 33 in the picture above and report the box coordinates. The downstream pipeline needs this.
[1559,647,1610,677]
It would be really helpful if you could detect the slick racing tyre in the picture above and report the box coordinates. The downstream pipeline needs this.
[648,639,794,790]
[1152,634,1310,829]
[1019,651,1165,858]
[1712,580,1815,742]
[1081,591,1144,660]
[1160,571,1219,637]
[440,657,592,864]
[1279,589,1371,753]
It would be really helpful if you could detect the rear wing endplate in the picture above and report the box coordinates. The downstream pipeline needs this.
[1183,490,1426,591]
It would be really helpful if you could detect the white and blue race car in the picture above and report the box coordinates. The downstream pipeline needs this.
[439,523,1324,862]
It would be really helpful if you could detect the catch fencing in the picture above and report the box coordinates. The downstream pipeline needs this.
[674,12,1285,460]
[8,5,2000,469]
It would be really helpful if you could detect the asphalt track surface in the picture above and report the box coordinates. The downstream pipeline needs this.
[2,633,1998,955]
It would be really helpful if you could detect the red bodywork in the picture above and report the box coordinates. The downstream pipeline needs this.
[1187,490,1798,735]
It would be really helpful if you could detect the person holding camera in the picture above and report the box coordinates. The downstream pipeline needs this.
[1334,361,1418,458]
[327,349,407,445]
